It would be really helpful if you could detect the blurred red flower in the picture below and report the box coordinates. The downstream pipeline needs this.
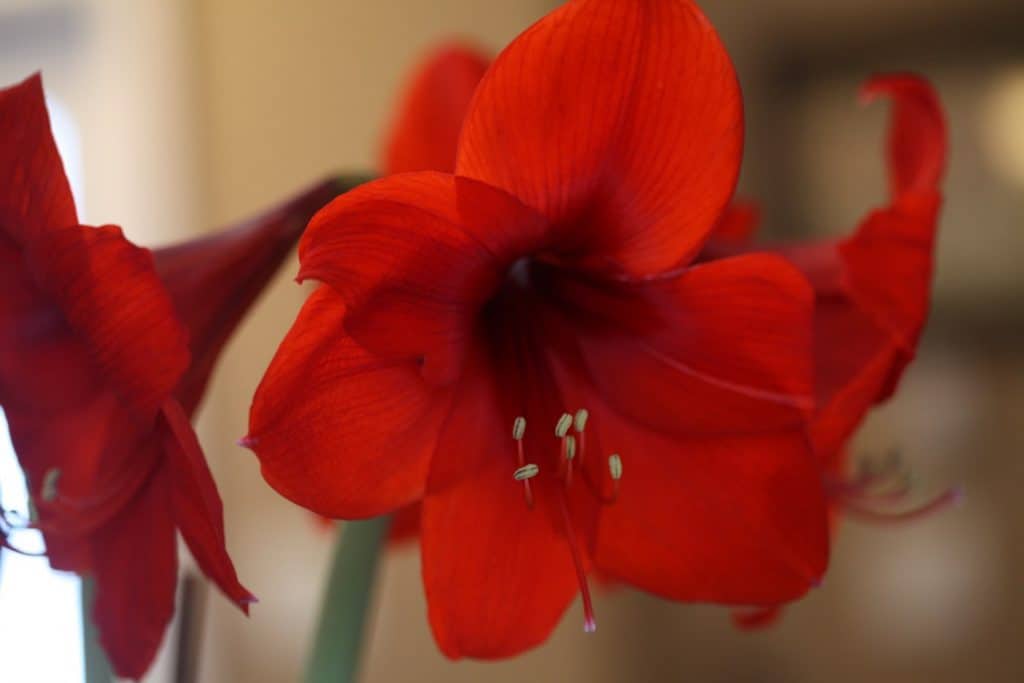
[247,0,829,659]
[0,74,336,678]
[721,75,950,629]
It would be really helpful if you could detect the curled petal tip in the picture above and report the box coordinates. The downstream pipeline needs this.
[239,594,259,616]
[237,435,258,449]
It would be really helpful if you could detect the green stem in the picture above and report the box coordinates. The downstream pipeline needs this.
[80,577,114,683]
[305,517,389,683]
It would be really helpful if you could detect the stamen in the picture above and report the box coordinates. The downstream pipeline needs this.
[512,417,527,441]
[512,416,534,508]
[574,409,588,464]
[608,454,623,480]
[555,413,573,439]
[555,492,597,633]
[562,434,577,487]
[40,469,60,503]
[513,464,540,481]
[608,454,622,499]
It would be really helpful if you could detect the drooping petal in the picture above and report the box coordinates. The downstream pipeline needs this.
[787,75,945,458]
[0,74,77,245]
[544,253,815,435]
[156,178,341,417]
[297,172,544,385]
[90,463,178,680]
[382,44,490,175]
[247,286,453,518]
[861,74,946,197]
[162,400,253,608]
[456,0,743,276]
[23,224,189,421]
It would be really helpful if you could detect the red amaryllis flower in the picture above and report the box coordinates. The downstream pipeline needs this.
[247,0,828,659]
[0,74,337,678]
[723,75,951,629]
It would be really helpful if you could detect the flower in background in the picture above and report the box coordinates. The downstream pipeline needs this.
[719,75,952,629]
[0,74,337,678]
[247,0,829,659]
[382,42,491,176]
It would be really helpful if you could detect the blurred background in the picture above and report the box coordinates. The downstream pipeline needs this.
[0,0,1021,681]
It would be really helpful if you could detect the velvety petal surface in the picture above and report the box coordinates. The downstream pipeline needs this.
[383,44,490,175]
[0,74,76,244]
[163,400,253,608]
[591,416,828,603]
[297,172,544,384]
[91,464,178,680]
[546,253,815,435]
[456,0,743,275]
[248,286,453,518]
[24,224,189,420]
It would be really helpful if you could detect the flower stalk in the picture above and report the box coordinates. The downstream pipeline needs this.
[81,577,114,683]
[305,517,390,683]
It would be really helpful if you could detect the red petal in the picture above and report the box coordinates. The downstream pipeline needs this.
[840,194,941,351]
[156,178,340,417]
[456,0,742,276]
[593,418,828,604]
[0,74,77,245]
[382,44,490,174]
[388,502,422,542]
[809,301,903,457]
[23,224,189,420]
[90,464,177,680]
[745,75,945,461]
[554,253,814,434]
[162,400,254,608]
[861,74,946,197]
[711,200,761,245]
[422,445,579,659]
[298,172,544,384]
[247,286,453,518]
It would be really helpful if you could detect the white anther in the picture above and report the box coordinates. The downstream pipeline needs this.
[41,468,61,503]
[514,464,540,481]
[512,416,527,441]
[574,409,589,432]
[555,413,573,438]
[565,435,577,461]
[608,454,623,481]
